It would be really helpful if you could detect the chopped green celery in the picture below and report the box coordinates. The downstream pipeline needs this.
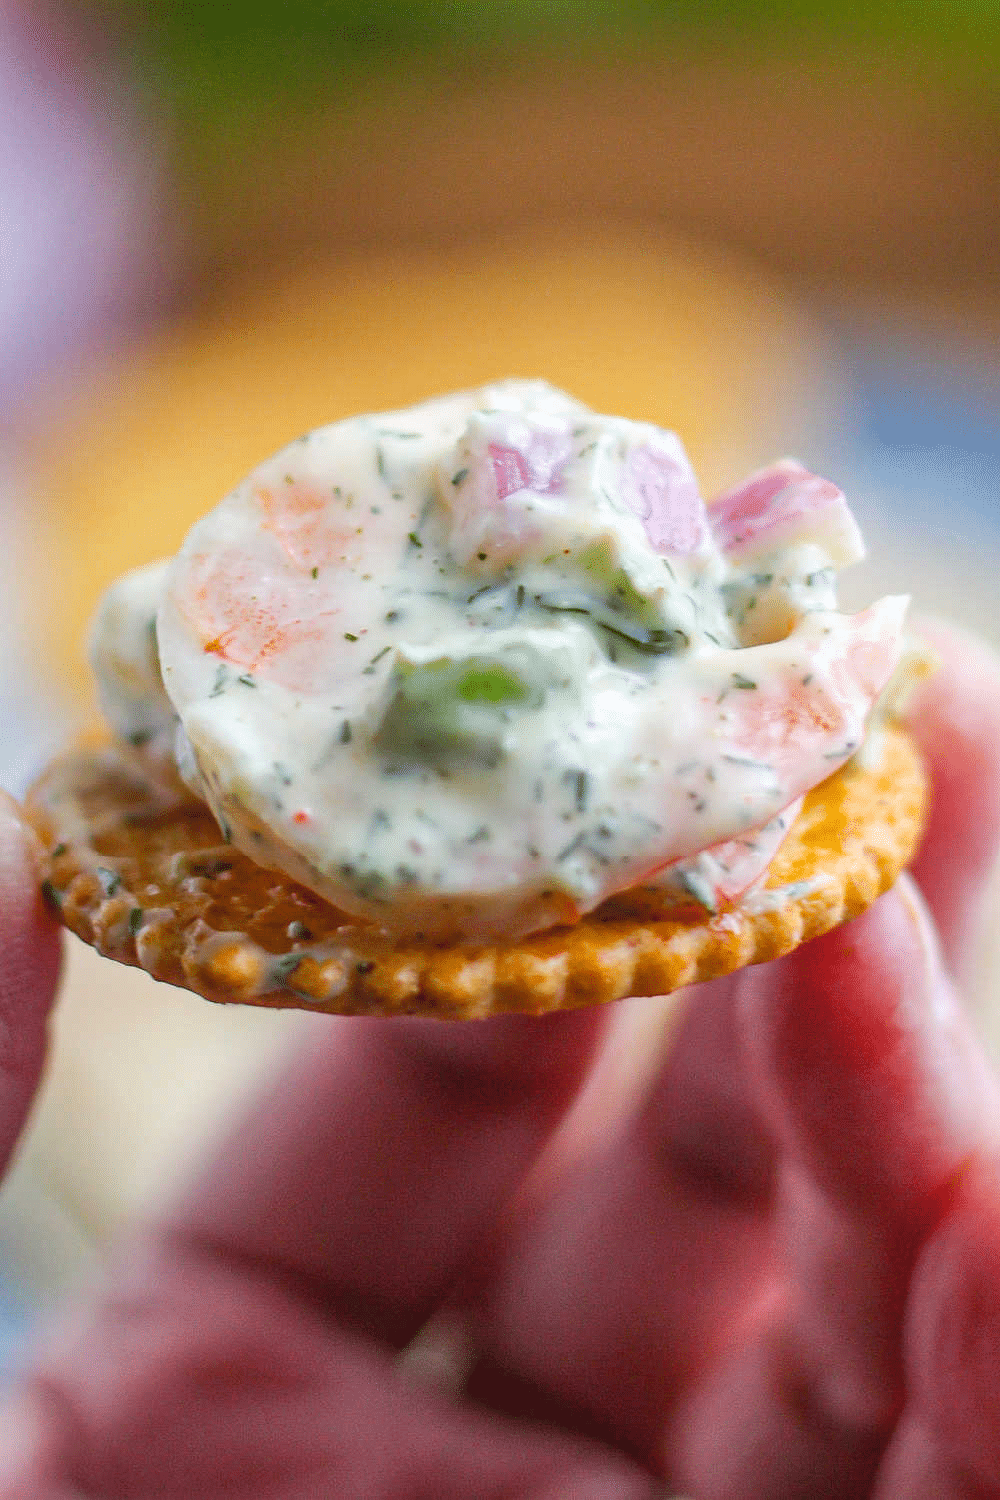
[574,538,690,656]
[456,664,527,704]
[580,539,652,619]
[375,649,550,769]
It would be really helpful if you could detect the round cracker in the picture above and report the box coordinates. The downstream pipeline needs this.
[27,726,925,1019]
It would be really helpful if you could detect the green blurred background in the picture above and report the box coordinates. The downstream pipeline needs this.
[93,0,1000,302]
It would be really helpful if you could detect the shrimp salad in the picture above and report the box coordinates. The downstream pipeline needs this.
[90,380,906,940]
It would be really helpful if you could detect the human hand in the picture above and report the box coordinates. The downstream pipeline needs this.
[2,621,1000,1499]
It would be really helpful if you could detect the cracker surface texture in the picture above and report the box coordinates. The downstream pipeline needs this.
[28,725,925,1018]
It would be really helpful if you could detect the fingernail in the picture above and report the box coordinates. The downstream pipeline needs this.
[897,872,945,975]
[895,873,955,1026]
[893,870,971,1056]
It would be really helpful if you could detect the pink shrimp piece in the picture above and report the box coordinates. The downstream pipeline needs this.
[174,477,403,695]
[661,795,805,908]
[620,435,708,555]
[257,483,361,573]
[830,598,907,702]
[721,596,906,785]
[709,459,865,567]
[179,547,342,695]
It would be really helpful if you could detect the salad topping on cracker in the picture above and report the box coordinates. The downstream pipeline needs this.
[90,380,906,942]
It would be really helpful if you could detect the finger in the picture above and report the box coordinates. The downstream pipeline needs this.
[673,882,999,1499]
[904,616,1000,976]
[743,879,994,1218]
[464,973,777,1470]
[874,1418,988,1500]
[0,1237,662,1499]
[162,1006,607,1349]
[0,793,61,1174]
[887,1151,1000,1498]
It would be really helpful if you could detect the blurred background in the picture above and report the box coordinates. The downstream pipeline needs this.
[1,0,998,1379]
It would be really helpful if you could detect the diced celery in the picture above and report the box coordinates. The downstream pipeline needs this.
[375,649,548,769]
[456,664,528,705]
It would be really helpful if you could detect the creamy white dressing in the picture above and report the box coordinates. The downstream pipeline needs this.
[89,558,176,756]
[91,380,906,939]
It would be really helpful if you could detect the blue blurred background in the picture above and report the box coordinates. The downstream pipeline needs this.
[1,0,998,1379]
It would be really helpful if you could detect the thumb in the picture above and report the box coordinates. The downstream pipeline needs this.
[0,793,61,1173]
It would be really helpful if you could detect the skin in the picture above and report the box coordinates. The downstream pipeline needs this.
[2,618,1000,1498]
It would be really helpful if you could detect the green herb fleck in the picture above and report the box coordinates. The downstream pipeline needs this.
[598,620,688,657]
[477,551,488,561]
[557,831,586,862]
[569,769,589,812]
[731,673,758,690]
[408,532,422,549]
[311,566,319,579]
[723,753,775,773]
[210,665,228,697]
[128,907,144,935]
[237,674,257,688]
[273,953,304,982]
[451,467,468,486]
[339,719,352,743]
[344,632,359,642]
[52,843,67,858]
[41,879,62,909]
[825,741,859,759]
[364,645,392,675]
[352,870,389,900]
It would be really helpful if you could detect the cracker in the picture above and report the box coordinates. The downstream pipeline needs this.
[27,725,925,1019]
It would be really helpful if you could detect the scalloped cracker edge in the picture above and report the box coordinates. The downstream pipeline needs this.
[26,725,925,1018]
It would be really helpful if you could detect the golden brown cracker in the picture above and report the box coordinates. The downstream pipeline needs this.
[27,726,925,1019]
